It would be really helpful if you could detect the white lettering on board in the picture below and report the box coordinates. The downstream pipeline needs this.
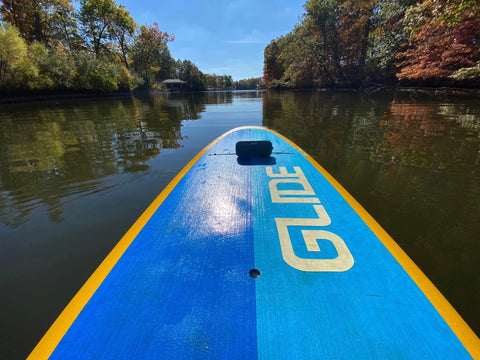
[267,167,320,203]
[266,167,354,272]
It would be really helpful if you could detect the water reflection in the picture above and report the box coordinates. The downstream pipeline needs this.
[264,90,480,335]
[0,93,229,227]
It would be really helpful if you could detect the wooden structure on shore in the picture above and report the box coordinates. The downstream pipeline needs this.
[161,79,186,91]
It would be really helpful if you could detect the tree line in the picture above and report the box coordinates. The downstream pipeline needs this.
[0,0,262,94]
[263,0,480,89]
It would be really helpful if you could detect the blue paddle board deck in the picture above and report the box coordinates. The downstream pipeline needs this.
[29,126,479,359]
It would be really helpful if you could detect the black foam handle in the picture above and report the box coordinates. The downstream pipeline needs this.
[235,141,273,157]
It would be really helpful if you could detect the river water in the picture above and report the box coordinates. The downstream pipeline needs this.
[1,90,479,358]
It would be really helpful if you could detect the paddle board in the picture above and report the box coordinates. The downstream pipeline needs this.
[28,126,479,359]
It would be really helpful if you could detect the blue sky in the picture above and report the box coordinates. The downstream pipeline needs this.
[118,0,306,80]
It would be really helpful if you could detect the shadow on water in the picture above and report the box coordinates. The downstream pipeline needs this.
[1,89,479,358]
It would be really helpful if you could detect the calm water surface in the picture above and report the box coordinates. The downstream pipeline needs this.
[1,90,479,358]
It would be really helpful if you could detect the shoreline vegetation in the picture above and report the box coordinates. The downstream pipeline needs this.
[263,0,480,90]
[0,0,264,98]
[0,87,259,105]
[0,0,479,101]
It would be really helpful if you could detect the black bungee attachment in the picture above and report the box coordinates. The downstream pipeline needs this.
[235,140,273,158]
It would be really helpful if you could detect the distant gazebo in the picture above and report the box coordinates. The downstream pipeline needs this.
[162,79,186,91]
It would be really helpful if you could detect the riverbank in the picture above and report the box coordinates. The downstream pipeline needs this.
[0,88,261,105]
[361,84,480,98]
[2,85,480,106]
[267,85,480,99]
[0,89,161,105]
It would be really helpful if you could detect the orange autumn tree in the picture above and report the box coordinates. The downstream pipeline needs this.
[397,0,480,84]
[0,0,78,49]
[336,0,377,83]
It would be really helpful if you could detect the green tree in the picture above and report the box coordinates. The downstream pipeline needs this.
[234,77,263,89]
[369,0,418,82]
[204,73,219,88]
[131,22,175,87]
[118,64,139,90]
[73,51,120,91]
[110,5,137,67]
[44,0,79,50]
[0,22,81,92]
[304,0,342,84]
[0,23,28,87]
[304,0,377,86]
[263,9,340,88]
[79,0,136,58]
[264,0,364,88]
[176,60,205,91]
[263,39,285,85]
[224,75,233,88]
[216,74,233,88]
[36,44,77,89]
[0,34,51,91]
[14,42,47,90]
[450,61,480,85]
[278,23,322,88]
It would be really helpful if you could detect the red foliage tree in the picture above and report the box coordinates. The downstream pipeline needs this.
[397,10,480,83]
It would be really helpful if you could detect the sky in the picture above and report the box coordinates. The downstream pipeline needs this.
[118,0,307,80]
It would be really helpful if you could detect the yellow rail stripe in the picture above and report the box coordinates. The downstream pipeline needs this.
[27,127,247,360]
[266,127,480,359]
